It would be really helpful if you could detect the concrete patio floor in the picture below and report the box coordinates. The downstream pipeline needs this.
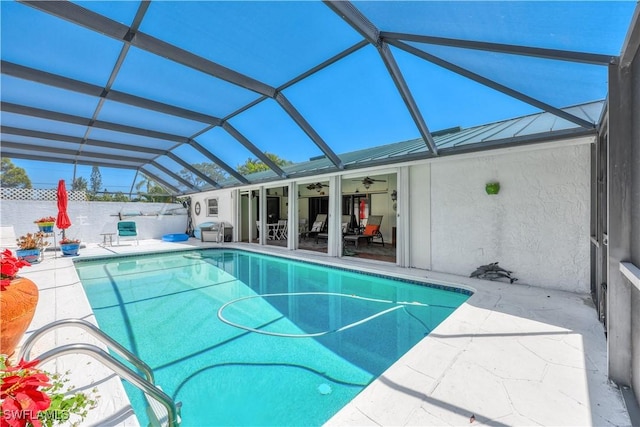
[13,239,632,426]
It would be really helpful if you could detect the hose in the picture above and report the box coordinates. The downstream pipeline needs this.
[217,292,438,338]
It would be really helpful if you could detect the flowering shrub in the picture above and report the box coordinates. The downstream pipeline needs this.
[0,249,30,291]
[15,234,49,251]
[0,356,98,427]
[32,218,55,224]
[58,238,80,245]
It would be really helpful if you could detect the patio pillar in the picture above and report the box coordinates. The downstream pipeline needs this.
[397,166,410,267]
[607,10,640,412]
[258,186,267,245]
[606,49,634,386]
[287,182,296,250]
[328,176,342,257]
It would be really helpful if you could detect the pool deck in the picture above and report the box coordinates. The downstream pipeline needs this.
[14,239,631,426]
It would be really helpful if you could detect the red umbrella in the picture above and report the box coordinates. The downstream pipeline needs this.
[56,180,71,239]
[359,199,366,228]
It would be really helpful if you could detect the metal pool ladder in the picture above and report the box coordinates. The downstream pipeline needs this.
[18,318,181,427]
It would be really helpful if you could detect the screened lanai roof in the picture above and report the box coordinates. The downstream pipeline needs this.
[0,1,636,195]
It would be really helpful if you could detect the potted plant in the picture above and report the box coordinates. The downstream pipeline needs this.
[59,238,81,257]
[485,182,500,195]
[0,249,37,356]
[0,356,99,426]
[34,216,56,233]
[15,233,49,264]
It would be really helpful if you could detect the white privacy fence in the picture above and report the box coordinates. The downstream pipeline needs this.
[0,199,188,246]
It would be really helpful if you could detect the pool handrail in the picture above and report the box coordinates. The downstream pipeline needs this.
[34,343,180,427]
[18,318,155,383]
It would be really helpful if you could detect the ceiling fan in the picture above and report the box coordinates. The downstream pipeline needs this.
[306,182,329,192]
[353,176,386,189]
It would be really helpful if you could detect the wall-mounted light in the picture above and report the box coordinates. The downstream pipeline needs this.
[390,190,397,201]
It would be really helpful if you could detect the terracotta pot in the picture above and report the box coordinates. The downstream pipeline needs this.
[0,277,39,356]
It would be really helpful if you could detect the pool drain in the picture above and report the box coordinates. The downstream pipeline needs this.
[318,383,332,395]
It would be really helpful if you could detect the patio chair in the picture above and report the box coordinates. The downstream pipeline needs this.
[298,218,309,241]
[363,215,384,246]
[308,214,327,242]
[276,219,288,240]
[257,220,279,240]
[117,221,138,245]
[343,215,384,248]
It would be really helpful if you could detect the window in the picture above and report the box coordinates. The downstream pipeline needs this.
[207,198,218,217]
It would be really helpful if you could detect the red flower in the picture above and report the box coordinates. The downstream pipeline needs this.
[33,217,55,224]
[1,359,52,427]
[0,249,31,291]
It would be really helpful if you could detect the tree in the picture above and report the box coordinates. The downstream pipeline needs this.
[144,185,172,203]
[71,177,88,191]
[179,162,228,187]
[0,158,32,188]
[135,174,171,202]
[135,174,152,195]
[237,152,292,175]
[89,166,102,194]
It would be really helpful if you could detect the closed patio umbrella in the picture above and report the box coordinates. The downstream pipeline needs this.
[56,179,71,240]
[359,199,366,228]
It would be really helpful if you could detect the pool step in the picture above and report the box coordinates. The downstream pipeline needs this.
[146,386,182,427]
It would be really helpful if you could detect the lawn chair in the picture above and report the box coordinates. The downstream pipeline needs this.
[309,214,327,242]
[117,221,138,245]
[343,215,384,248]
[363,215,384,246]
[276,219,288,240]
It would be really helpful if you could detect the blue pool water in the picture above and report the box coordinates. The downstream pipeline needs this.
[76,249,470,426]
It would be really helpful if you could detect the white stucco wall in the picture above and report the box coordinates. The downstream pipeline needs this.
[113,141,592,294]
[190,189,235,228]
[0,201,187,245]
[430,143,591,292]
[409,164,431,270]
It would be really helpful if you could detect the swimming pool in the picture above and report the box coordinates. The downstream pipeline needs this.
[76,249,471,426]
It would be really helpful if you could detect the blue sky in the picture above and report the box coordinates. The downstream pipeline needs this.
[1,1,636,191]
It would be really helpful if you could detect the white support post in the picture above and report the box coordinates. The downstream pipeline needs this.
[258,186,266,245]
[398,166,411,267]
[287,182,296,250]
[328,176,342,257]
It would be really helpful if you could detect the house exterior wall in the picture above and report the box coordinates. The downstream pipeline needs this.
[430,143,591,293]
[191,189,235,229]
[408,164,431,269]
[0,201,187,244]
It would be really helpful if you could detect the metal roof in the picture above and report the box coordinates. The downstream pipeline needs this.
[0,1,635,194]
[234,100,603,184]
